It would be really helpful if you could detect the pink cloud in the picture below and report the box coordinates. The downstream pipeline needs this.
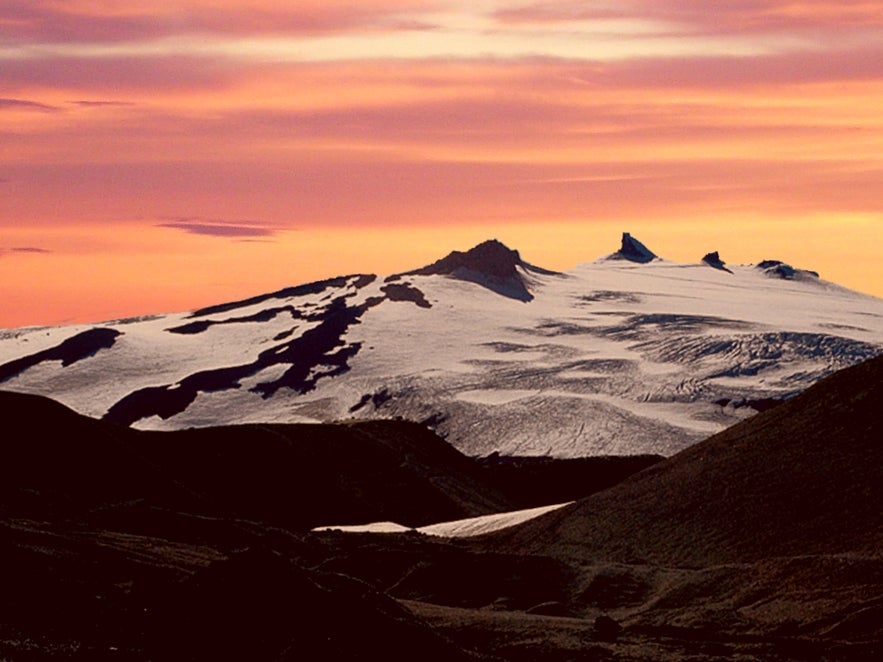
[2,49,880,232]
[493,1,883,34]
[0,0,445,44]
[586,46,883,87]
[0,54,245,92]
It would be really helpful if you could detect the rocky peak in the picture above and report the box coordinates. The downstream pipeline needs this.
[702,251,732,273]
[612,232,657,263]
[411,239,523,279]
[400,239,557,302]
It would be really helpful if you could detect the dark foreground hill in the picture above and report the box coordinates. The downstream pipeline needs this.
[1,391,515,529]
[0,390,657,530]
[309,357,883,660]
[487,354,883,564]
[0,389,660,661]
[466,354,883,654]
[2,351,881,661]
[1,391,500,660]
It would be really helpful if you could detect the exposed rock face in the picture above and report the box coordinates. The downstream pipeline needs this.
[756,259,819,281]
[701,251,732,273]
[409,239,524,279]
[403,239,555,301]
[611,232,657,263]
[0,328,121,384]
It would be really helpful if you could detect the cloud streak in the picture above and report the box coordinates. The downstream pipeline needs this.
[1,246,52,257]
[0,0,447,44]
[11,246,52,253]
[1,1,882,326]
[70,100,135,107]
[0,97,59,112]
[158,219,278,238]
[494,1,883,33]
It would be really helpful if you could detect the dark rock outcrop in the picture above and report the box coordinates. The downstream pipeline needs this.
[608,232,657,263]
[0,327,121,383]
[403,239,557,302]
[411,239,522,279]
[381,282,432,308]
[106,296,369,426]
[701,251,732,273]
[756,259,819,281]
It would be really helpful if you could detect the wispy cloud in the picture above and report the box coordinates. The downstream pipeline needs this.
[0,97,59,112]
[158,218,277,238]
[70,99,135,107]
[12,246,52,253]
[0,1,446,44]
[493,1,883,34]
[1,246,52,257]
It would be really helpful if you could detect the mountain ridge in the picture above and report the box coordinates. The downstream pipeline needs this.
[1,234,881,458]
[483,353,883,565]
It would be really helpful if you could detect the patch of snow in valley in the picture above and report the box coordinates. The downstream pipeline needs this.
[312,502,574,538]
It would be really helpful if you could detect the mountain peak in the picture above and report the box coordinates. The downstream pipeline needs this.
[609,232,657,263]
[413,239,523,280]
[702,251,732,273]
[402,239,555,302]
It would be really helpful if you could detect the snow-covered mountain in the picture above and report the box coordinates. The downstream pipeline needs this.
[2,234,882,457]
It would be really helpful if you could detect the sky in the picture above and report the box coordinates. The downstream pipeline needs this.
[2,1,883,328]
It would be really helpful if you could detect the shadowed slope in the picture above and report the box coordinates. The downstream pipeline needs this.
[485,355,883,566]
[0,390,514,529]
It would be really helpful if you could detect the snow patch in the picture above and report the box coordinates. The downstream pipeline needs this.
[312,502,574,538]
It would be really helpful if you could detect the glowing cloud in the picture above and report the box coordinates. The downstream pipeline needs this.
[1,1,881,326]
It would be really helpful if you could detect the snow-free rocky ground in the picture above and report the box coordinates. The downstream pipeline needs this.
[2,234,882,457]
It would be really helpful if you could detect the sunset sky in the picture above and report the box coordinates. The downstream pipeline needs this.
[2,1,883,328]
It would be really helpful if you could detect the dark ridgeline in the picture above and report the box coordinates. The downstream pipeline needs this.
[484,354,883,565]
[0,388,658,661]
[2,352,881,660]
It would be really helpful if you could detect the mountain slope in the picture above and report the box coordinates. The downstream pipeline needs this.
[486,354,883,564]
[0,390,658,660]
[457,355,883,644]
[3,356,882,658]
[2,389,655,530]
[2,235,882,457]
[0,390,516,528]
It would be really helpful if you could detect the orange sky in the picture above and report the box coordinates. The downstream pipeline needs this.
[2,1,883,327]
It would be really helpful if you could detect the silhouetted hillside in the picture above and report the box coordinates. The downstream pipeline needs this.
[1,390,514,529]
[488,355,883,565]
[4,352,881,660]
